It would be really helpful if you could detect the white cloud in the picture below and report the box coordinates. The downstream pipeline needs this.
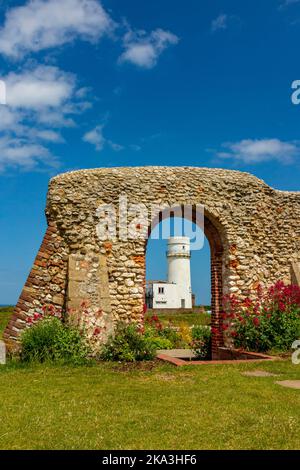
[83,124,123,152]
[0,64,91,171]
[32,129,64,142]
[0,1,179,170]
[215,138,300,164]
[119,28,179,69]
[0,0,115,58]
[2,64,85,130]
[5,65,75,109]
[0,106,24,132]
[0,135,57,172]
[211,14,228,32]
[107,140,124,151]
[83,125,105,151]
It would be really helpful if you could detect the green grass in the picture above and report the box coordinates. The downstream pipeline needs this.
[0,306,13,338]
[145,310,211,327]
[0,306,299,449]
[0,359,299,449]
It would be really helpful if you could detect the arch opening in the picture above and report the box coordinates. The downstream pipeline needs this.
[145,205,224,357]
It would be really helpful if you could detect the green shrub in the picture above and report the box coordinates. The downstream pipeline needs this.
[144,336,173,350]
[101,323,156,362]
[143,323,179,350]
[160,326,187,348]
[21,316,90,364]
[191,326,211,359]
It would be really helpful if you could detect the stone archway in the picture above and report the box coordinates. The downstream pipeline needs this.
[4,166,300,356]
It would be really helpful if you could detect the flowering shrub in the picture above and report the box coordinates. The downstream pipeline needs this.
[190,326,211,359]
[145,315,186,348]
[101,315,193,362]
[222,281,300,352]
[100,323,156,362]
[21,313,90,364]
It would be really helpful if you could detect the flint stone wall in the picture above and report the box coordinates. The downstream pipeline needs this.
[4,167,300,353]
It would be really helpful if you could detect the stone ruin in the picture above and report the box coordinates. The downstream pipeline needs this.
[4,166,300,357]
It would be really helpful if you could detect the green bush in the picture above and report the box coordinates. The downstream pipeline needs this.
[159,326,186,348]
[144,335,173,350]
[21,317,90,364]
[101,323,156,362]
[191,326,211,359]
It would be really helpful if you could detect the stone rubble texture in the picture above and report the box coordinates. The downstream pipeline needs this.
[4,166,300,354]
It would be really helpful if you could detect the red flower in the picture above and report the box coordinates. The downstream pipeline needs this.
[93,327,101,336]
[253,317,260,327]
[243,297,253,308]
[33,312,41,321]
[211,327,219,335]
[253,303,260,315]
[26,317,33,324]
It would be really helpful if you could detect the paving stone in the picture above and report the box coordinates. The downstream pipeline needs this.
[157,349,197,359]
[275,380,300,389]
[242,370,279,377]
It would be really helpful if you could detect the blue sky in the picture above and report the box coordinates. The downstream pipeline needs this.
[1,0,300,305]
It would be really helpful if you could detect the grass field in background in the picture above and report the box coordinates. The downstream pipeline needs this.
[145,309,211,327]
[0,306,13,338]
[0,307,211,337]
[0,359,299,450]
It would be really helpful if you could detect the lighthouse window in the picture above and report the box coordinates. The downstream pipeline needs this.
[158,287,164,294]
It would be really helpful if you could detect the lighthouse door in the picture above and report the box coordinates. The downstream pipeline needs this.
[181,299,185,308]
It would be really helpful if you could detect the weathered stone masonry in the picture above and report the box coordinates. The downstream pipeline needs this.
[4,167,300,356]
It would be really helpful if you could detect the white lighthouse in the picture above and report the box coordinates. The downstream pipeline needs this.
[145,236,193,309]
[167,237,192,309]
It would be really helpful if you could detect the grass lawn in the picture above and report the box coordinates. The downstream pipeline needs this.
[145,310,211,327]
[0,359,300,450]
[0,306,13,338]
